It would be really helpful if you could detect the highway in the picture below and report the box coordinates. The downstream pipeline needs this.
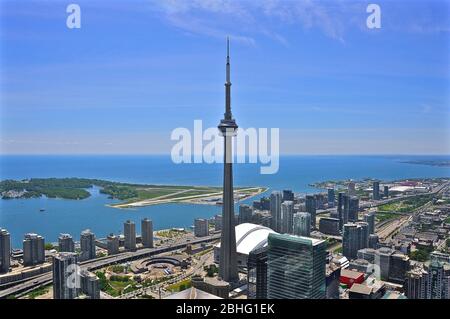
[362,182,449,210]
[0,234,220,299]
[375,182,449,241]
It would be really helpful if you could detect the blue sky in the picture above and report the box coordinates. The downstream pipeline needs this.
[0,0,449,155]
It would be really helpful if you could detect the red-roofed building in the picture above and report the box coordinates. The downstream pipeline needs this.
[340,269,364,288]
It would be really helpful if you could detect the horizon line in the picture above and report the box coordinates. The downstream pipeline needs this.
[1,153,449,157]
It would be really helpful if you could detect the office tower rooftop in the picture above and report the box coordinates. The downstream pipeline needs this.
[267,233,326,299]
[141,218,154,248]
[194,218,209,237]
[107,233,120,255]
[80,229,96,261]
[343,223,369,260]
[23,233,45,266]
[124,220,136,251]
[373,181,380,200]
[239,204,254,224]
[58,233,75,253]
[282,190,294,202]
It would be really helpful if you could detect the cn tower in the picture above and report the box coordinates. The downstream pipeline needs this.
[218,38,239,283]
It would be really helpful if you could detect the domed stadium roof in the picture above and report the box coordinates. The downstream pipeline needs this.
[216,223,277,255]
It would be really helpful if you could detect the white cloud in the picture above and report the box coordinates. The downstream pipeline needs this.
[149,0,450,46]
[148,0,360,44]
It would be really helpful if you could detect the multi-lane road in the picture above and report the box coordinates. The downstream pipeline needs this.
[0,234,220,299]
[366,182,449,209]
[375,183,449,240]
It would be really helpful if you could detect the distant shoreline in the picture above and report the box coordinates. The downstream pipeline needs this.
[401,160,450,167]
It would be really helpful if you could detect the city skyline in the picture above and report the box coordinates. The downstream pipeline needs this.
[1,173,450,300]
[1,0,450,304]
[1,0,449,155]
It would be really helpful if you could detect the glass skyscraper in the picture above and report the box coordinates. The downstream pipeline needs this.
[348,196,360,222]
[305,195,317,228]
[327,188,335,207]
[280,201,294,234]
[80,229,96,261]
[343,222,369,260]
[267,233,326,299]
[247,246,268,299]
[23,233,45,266]
[270,191,282,232]
[293,212,311,237]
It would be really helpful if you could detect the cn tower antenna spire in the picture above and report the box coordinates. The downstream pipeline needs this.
[227,36,230,62]
[225,37,232,120]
